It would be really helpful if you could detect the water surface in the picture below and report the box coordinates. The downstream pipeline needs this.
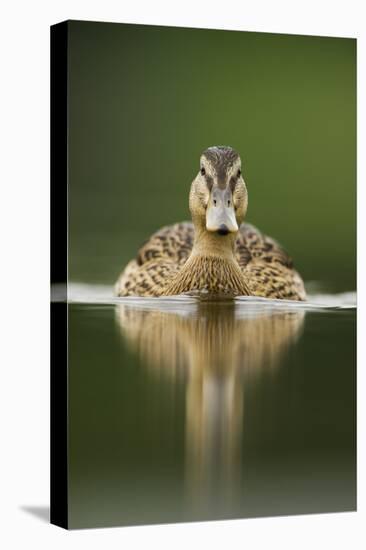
[64,284,356,528]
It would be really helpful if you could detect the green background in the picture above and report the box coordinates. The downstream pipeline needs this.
[68,21,356,292]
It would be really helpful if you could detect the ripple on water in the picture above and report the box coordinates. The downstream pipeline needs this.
[51,282,356,313]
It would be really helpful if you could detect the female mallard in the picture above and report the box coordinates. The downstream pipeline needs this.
[115,146,306,300]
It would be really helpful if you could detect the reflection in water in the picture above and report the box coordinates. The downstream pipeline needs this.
[115,300,305,513]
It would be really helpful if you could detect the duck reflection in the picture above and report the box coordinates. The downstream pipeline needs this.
[115,299,305,512]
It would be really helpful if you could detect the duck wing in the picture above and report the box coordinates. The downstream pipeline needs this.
[235,223,306,300]
[136,222,194,267]
[115,222,194,297]
[235,223,293,269]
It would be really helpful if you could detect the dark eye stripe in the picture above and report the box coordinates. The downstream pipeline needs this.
[206,176,213,191]
[229,177,237,192]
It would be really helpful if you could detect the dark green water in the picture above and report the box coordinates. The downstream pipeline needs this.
[67,300,356,528]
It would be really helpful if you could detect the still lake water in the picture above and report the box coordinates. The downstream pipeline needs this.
[62,284,356,529]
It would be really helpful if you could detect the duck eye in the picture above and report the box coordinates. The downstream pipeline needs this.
[237,169,241,177]
[200,167,206,176]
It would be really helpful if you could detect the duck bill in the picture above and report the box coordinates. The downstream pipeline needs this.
[206,201,238,235]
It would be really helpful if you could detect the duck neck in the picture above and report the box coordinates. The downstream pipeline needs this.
[162,225,251,297]
[191,226,237,261]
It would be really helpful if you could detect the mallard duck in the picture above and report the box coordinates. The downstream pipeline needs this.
[115,146,306,300]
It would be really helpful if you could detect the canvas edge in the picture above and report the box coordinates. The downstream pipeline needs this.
[50,20,69,530]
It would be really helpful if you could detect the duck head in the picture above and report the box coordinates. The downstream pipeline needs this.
[189,146,248,237]
[161,146,251,295]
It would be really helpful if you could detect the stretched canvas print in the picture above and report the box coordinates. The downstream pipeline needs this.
[51,20,356,529]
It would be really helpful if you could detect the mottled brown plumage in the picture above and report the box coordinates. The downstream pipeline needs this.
[115,146,306,300]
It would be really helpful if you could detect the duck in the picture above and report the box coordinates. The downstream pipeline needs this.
[115,146,306,300]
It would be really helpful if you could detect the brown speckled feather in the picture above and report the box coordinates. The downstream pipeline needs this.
[114,223,193,297]
[136,222,194,267]
[115,221,306,300]
[236,224,306,300]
